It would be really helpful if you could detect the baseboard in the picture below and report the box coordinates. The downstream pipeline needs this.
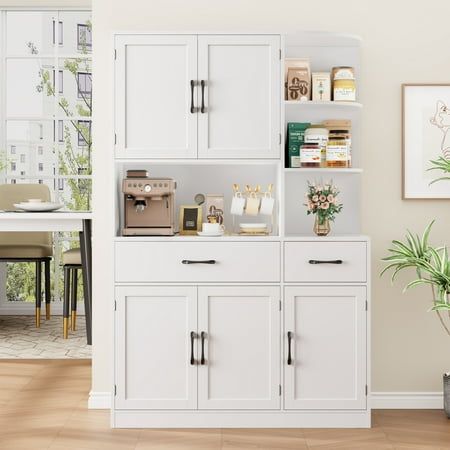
[88,391,111,409]
[371,392,443,409]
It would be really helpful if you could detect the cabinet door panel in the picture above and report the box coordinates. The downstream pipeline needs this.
[198,35,280,159]
[284,286,366,410]
[198,286,280,410]
[115,286,197,409]
[115,35,197,158]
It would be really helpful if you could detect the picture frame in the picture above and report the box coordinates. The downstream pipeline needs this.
[402,84,450,199]
[179,205,202,235]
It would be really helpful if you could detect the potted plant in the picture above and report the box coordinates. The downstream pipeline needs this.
[304,181,343,236]
[381,221,450,417]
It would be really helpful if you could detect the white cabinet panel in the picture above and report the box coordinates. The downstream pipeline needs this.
[115,35,197,158]
[115,286,197,409]
[198,286,280,410]
[284,241,367,283]
[284,286,366,410]
[115,241,280,283]
[198,35,280,159]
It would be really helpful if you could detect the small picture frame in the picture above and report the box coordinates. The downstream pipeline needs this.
[179,205,202,235]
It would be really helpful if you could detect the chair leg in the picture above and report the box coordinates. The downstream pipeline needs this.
[63,266,70,339]
[71,268,78,331]
[35,261,42,328]
[44,259,51,320]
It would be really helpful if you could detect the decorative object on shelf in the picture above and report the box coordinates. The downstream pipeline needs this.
[239,223,268,236]
[381,221,450,417]
[205,194,224,226]
[260,184,275,216]
[312,72,331,101]
[304,126,329,167]
[245,185,261,215]
[230,184,245,215]
[194,193,206,206]
[287,122,310,168]
[179,205,202,235]
[198,222,224,237]
[402,84,450,199]
[332,66,356,102]
[285,59,310,101]
[305,181,343,236]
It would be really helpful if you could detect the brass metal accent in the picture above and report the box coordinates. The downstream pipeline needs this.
[35,307,41,328]
[63,318,69,339]
[46,303,51,320]
[71,311,77,331]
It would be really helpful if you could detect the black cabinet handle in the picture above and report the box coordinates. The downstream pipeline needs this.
[182,260,216,265]
[200,80,206,113]
[308,259,343,265]
[190,80,195,113]
[200,331,207,365]
[287,331,293,365]
[190,331,196,365]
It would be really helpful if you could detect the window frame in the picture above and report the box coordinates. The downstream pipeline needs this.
[77,23,92,51]
[76,71,92,98]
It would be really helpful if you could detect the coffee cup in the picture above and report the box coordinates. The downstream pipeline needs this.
[230,193,246,216]
[245,193,260,216]
[202,222,222,233]
[260,195,274,215]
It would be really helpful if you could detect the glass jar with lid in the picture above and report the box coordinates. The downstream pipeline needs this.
[304,127,329,167]
[300,143,321,167]
[326,135,348,168]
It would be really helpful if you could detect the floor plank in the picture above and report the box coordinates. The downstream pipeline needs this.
[0,360,450,450]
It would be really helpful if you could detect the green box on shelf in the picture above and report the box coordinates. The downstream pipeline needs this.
[287,122,310,168]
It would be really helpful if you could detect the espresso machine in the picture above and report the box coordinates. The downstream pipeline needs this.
[122,170,176,236]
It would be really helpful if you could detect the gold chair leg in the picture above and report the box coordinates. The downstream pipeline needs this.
[46,303,51,320]
[63,317,69,339]
[71,310,77,331]
[35,307,41,328]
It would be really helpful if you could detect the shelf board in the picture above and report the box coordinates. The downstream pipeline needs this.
[285,100,362,108]
[114,158,281,165]
[284,168,362,174]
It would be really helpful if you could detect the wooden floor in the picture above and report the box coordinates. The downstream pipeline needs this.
[0,360,449,449]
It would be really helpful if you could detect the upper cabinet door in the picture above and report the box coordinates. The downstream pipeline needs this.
[115,35,197,159]
[284,286,367,410]
[197,35,281,159]
[115,286,197,409]
[197,286,280,410]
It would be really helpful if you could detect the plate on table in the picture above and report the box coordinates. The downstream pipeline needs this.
[13,202,64,212]
[197,231,224,237]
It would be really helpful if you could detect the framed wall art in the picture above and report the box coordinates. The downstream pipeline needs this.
[402,84,450,199]
[178,205,202,235]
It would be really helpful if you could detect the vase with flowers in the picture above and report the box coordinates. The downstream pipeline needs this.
[304,181,343,236]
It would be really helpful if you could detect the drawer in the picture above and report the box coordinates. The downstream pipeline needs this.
[115,241,280,283]
[284,241,367,283]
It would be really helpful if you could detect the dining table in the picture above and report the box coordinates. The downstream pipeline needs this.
[0,211,93,345]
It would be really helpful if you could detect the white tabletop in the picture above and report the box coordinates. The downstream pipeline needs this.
[0,211,93,232]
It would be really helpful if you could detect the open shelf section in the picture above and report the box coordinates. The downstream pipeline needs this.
[284,168,362,174]
[285,100,362,109]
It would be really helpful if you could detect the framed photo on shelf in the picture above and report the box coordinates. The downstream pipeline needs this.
[179,205,202,235]
[402,84,450,199]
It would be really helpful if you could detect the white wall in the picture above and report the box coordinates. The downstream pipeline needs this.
[92,0,450,395]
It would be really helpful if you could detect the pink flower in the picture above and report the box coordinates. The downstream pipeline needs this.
[327,194,334,202]
[312,195,319,202]
[316,185,323,191]
[319,195,326,202]
[321,202,330,210]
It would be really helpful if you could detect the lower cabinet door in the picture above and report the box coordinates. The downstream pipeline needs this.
[284,286,367,410]
[115,286,197,409]
[198,286,280,410]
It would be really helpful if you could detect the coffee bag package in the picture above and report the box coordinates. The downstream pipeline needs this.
[287,122,310,168]
[286,59,311,101]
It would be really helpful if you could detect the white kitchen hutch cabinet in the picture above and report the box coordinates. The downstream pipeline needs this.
[115,34,281,159]
[111,32,371,428]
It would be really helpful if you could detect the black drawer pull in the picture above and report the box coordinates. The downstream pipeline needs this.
[190,80,195,113]
[200,80,206,113]
[287,331,293,365]
[182,259,216,265]
[190,331,196,365]
[309,259,343,265]
[200,331,207,365]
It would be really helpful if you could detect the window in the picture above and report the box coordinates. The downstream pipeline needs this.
[77,72,91,98]
[37,146,43,155]
[77,120,91,146]
[10,145,16,154]
[53,69,63,94]
[39,124,43,140]
[10,162,16,171]
[20,171,25,176]
[58,178,64,190]
[10,179,16,184]
[38,162,44,172]
[53,20,63,45]
[20,154,25,163]
[77,24,91,50]
[58,120,64,142]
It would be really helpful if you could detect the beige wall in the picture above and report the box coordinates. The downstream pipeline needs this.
[92,0,450,393]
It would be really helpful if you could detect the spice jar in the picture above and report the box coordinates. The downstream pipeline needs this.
[300,143,321,167]
[304,127,329,167]
[326,135,348,168]
[332,66,356,102]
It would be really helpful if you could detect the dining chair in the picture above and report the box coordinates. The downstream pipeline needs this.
[62,247,82,338]
[0,184,53,327]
